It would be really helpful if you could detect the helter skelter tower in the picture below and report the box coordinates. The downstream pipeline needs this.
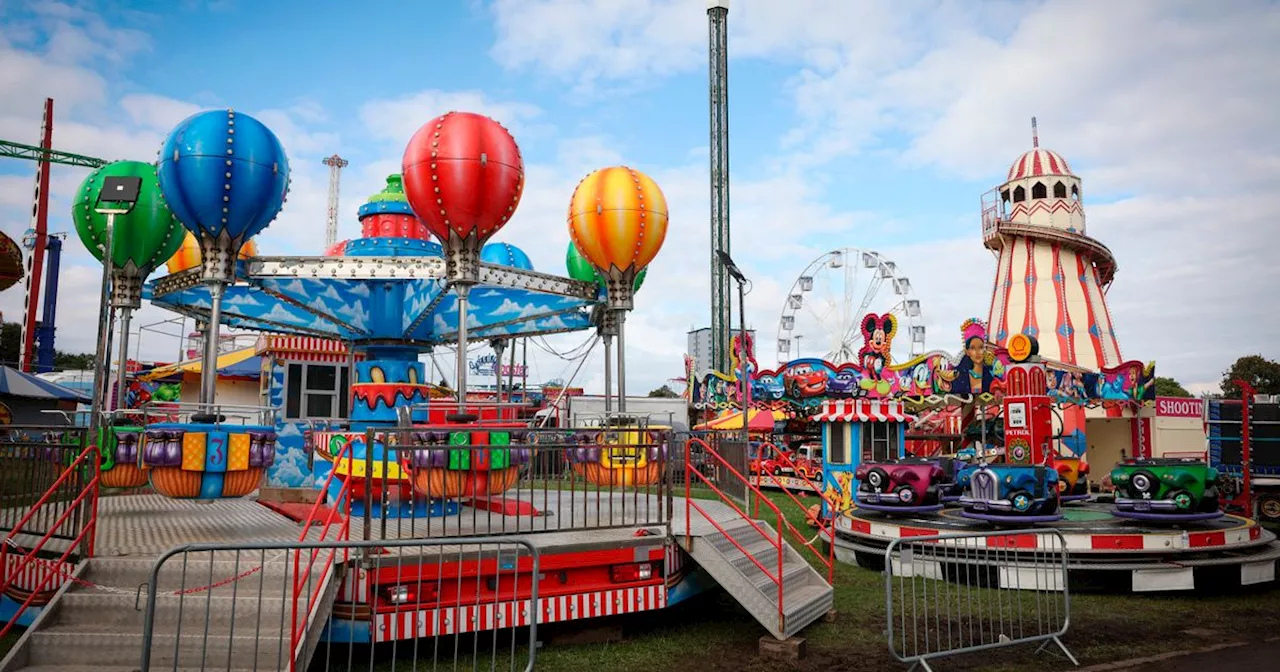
[982,118,1122,372]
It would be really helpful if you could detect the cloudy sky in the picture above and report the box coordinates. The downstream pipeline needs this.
[0,0,1276,396]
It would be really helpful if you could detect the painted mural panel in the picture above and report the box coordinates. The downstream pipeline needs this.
[690,315,1155,411]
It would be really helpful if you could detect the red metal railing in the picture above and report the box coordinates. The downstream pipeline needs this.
[684,437,787,634]
[289,440,353,670]
[0,443,100,640]
[1223,380,1255,515]
[752,444,836,584]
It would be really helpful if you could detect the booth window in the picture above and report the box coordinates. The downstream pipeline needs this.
[285,363,350,420]
[827,424,850,465]
[861,422,899,462]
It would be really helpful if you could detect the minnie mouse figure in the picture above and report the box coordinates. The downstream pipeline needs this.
[857,313,897,395]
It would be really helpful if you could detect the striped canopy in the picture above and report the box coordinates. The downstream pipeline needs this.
[0,366,91,402]
[813,399,915,423]
[695,408,786,431]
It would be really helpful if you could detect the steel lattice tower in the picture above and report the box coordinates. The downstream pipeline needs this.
[322,154,348,249]
[708,0,732,373]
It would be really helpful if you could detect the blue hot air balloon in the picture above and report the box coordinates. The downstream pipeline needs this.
[156,109,290,247]
[480,242,534,271]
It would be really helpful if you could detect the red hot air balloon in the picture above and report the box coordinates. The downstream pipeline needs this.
[401,112,524,252]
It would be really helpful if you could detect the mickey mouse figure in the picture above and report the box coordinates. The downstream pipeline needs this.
[857,313,897,395]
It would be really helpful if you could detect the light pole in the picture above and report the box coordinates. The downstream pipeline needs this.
[90,175,142,433]
[716,250,750,437]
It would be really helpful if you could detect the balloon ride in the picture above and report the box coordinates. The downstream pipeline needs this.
[72,160,185,489]
[142,109,650,516]
[564,166,671,486]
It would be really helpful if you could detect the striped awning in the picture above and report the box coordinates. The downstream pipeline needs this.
[137,347,259,382]
[255,335,362,363]
[814,399,915,423]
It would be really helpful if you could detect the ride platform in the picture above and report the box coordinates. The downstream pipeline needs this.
[834,501,1280,593]
[3,488,833,668]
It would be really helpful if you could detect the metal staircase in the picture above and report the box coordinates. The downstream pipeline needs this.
[681,438,834,641]
[2,553,339,671]
[679,516,833,640]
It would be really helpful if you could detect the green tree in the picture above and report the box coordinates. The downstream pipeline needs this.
[1153,376,1192,398]
[54,352,95,370]
[1221,355,1280,397]
[0,322,18,367]
[648,384,679,398]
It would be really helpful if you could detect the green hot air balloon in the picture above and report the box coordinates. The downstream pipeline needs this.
[566,241,646,293]
[73,161,185,309]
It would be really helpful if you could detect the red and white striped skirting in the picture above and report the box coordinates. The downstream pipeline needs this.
[372,584,666,642]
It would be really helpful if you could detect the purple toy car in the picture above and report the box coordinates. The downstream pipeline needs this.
[855,457,948,506]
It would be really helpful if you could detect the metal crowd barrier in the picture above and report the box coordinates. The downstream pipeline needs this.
[0,426,92,541]
[141,537,539,671]
[309,426,676,541]
[884,529,1077,671]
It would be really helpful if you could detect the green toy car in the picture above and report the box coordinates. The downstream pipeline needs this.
[1110,458,1221,514]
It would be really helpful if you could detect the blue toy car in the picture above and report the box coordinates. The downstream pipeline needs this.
[752,375,786,401]
[958,464,1061,515]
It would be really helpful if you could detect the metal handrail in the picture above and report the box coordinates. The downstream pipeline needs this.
[0,445,100,640]
[685,437,786,633]
[754,443,836,584]
[290,440,353,667]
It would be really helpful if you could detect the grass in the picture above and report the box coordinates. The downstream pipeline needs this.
[4,470,1277,671]
[522,490,1280,672]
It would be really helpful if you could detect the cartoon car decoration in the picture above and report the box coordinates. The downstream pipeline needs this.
[1054,456,1091,497]
[751,375,786,401]
[827,369,861,398]
[958,464,1061,515]
[855,457,947,506]
[783,363,827,398]
[1110,458,1221,514]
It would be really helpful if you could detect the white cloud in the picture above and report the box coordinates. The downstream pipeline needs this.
[118,94,202,132]
[356,89,542,145]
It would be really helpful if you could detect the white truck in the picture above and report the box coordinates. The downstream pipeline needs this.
[546,394,692,431]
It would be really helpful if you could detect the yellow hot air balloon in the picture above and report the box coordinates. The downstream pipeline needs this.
[567,166,668,294]
[166,231,258,274]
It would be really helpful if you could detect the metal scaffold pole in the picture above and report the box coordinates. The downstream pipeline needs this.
[708,0,732,374]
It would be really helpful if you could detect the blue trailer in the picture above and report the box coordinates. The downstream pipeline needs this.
[1207,396,1280,522]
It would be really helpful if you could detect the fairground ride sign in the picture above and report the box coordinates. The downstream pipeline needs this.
[1155,397,1204,418]
[468,353,527,379]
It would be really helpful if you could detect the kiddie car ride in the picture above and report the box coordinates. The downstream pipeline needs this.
[958,464,1061,517]
[855,457,948,507]
[1110,457,1221,515]
[750,442,795,476]
[1054,455,1091,500]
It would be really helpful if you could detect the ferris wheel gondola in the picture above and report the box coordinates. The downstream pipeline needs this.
[776,248,924,365]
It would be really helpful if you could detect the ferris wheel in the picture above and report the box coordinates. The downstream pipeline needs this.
[776,248,925,365]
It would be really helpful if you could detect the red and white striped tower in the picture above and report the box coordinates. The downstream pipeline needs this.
[981,118,1122,371]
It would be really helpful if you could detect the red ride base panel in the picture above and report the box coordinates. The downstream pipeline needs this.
[466,496,541,517]
[258,500,345,526]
